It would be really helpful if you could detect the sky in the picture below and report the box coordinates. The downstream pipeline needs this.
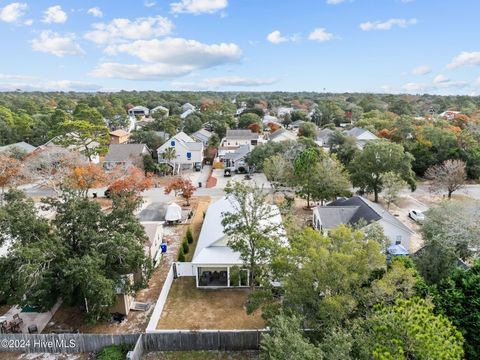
[0,0,479,94]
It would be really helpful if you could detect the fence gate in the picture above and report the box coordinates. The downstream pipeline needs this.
[174,262,195,277]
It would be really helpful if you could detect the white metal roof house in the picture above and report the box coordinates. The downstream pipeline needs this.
[313,196,413,251]
[180,108,196,119]
[344,127,379,149]
[191,128,213,145]
[181,103,196,112]
[128,106,150,117]
[150,105,169,117]
[157,132,204,173]
[190,196,286,288]
[0,141,36,155]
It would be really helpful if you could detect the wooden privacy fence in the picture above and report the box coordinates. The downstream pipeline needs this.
[142,330,265,352]
[0,333,139,353]
[0,330,266,354]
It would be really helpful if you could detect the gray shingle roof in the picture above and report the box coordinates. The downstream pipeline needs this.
[318,196,413,234]
[0,141,36,154]
[104,144,148,162]
[226,129,259,140]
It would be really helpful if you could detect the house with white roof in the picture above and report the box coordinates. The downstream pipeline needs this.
[180,109,196,119]
[181,103,196,112]
[157,132,204,173]
[218,129,260,159]
[128,106,149,117]
[191,128,214,145]
[151,105,169,117]
[191,196,286,288]
[277,107,294,118]
[313,196,413,251]
[344,127,379,149]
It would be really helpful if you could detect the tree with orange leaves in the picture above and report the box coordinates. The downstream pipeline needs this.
[452,114,470,129]
[268,122,281,132]
[164,177,196,206]
[108,166,153,198]
[377,128,395,139]
[69,163,108,198]
[0,154,20,205]
[248,123,262,134]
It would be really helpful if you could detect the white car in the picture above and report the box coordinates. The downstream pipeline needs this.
[409,209,425,222]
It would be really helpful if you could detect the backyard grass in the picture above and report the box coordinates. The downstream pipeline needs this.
[156,278,265,330]
[144,351,259,360]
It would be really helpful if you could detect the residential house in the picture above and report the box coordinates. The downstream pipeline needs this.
[191,196,286,287]
[180,108,196,119]
[157,132,204,173]
[181,103,196,112]
[263,114,280,125]
[219,130,260,159]
[151,105,169,117]
[223,144,253,173]
[40,132,100,164]
[289,120,305,130]
[141,222,164,267]
[269,128,297,143]
[312,196,413,251]
[191,128,214,146]
[315,128,334,150]
[344,127,378,149]
[277,107,294,118]
[439,110,460,120]
[0,141,36,155]
[128,106,149,117]
[103,143,150,170]
[109,129,130,144]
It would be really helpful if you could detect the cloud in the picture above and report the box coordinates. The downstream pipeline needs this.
[360,18,417,31]
[91,37,242,80]
[402,75,468,93]
[0,2,27,23]
[447,51,480,70]
[411,65,431,75]
[326,0,345,4]
[267,30,288,44]
[170,0,228,14]
[87,7,103,18]
[42,5,67,24]
[85,16,173,44]
[31,31,85,57]
[0,77,101,92]
[308,27,334,42]
[144,1,156,7]
[172,76,277,89]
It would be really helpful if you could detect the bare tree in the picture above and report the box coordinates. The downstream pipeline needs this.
[425,159,466,199]
[23,146,87,196]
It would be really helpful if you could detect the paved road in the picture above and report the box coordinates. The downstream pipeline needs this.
[413,184,480,201]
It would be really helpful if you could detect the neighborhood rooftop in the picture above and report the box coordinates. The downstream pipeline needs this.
[104,143,148,162]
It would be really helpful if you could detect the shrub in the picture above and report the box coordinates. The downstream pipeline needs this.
[182,240,189,254]
[178,247,185,262]
[97,345,128,360]
[186,227,194,244]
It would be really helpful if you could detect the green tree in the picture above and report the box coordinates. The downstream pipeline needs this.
[55,120,110,161]
[349,141,416,202]
[298,122,318,138]
[434,261,480,359]
[238,113,261,129]
[260,314,324,360]
[357,298,464,360]
[283,227,385,330]
[293,148,322,207]
[222,182,283,290]
[381,171,407,209]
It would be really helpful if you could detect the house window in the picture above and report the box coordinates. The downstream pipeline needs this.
[171,140,175,146]
[187,152,192,159]
[395,235,402,245]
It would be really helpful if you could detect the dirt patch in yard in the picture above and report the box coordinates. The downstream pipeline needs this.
[184,197,211,262]
[157,278,265,330]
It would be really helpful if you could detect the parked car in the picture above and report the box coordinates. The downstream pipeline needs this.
[224,168,232,177]
[409,209,425,222]
[194,162,202,172]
